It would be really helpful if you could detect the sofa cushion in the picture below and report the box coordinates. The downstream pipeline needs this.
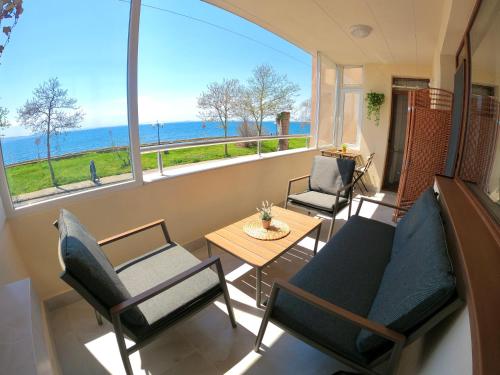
[392,188,441,257]
[117,244,220,326]
[309,156,355,198]
[356,213,455,353]
[288,190,348,212]
[58,209,145,327]
[272,215,395,363]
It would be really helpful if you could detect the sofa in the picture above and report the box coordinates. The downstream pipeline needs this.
[255,188,463,375]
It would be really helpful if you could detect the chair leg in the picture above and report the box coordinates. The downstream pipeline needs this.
[111,315,133,375]
[328,215,336,239]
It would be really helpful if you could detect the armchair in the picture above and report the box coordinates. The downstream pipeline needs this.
[285,156,358,238]
[55,209,236,375]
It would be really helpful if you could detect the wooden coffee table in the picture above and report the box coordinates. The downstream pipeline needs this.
[205,207,322,307]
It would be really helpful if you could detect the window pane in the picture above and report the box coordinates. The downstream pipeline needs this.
[342,92,361,145]
[138,0,312,173]
[317,54,336,147]
[458,0,500,223]
[0,0,131,208]
[343,67,363,86]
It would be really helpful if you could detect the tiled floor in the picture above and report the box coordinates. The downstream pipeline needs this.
[49,191,420,375]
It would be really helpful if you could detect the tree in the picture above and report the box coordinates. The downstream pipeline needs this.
[198,78,241,157]
[239,64,300,137]
[17,78,84,186]
[0,0,24,61]
[296,98,312,127]
[0,106,10,134]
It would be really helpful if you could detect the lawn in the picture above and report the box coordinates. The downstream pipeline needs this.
[6,138,307,196]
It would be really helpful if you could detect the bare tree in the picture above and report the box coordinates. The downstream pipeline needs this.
[0,106,10,134]
[198,78,241,157]
[239,64,300,136]
[17,77,84,186]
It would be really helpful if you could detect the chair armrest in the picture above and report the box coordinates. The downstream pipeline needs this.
[110,256,221,316]
[98,219,171,246]
[271,279,405,344]
[355,197,408,216]
[289,174,311,183]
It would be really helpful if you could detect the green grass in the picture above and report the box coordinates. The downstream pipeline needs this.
[6,138,307,196]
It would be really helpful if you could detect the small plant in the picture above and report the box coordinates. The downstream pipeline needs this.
[341,143,348,152]
[366,92,385,126]
[257,201,273,229]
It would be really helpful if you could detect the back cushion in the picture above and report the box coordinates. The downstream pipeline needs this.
[392,188,441,257]
[58,209,146,327]
[309,156,355,197]
[356,213,455,353]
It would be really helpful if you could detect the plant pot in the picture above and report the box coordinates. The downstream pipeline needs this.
[262,219,271,229]
[342,147,347,153]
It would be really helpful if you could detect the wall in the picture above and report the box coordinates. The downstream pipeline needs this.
[0,191,28,286]
[9,150,319,300]
[360,64,432,191]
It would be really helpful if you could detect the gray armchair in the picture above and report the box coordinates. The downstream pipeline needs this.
[285,156,357,238]
[54,209,236,375]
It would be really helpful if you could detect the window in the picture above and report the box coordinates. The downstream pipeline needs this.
[337,66,363,147]
[0,0,131,208]
[457,0,500,223]
[137,0,312,175]
[316,53,337,147]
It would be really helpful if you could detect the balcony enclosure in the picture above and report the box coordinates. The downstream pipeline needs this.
[0,0,498,374]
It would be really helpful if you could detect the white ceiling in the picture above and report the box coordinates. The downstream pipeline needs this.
[206,0,447,65]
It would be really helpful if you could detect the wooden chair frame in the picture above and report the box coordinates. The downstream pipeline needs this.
[55,218,236,375]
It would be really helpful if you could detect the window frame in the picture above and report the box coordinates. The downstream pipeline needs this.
[0,0,315,217]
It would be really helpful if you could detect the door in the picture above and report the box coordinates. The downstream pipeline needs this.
[383,91,408,191]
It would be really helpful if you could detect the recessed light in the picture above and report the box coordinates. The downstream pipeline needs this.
[350,24,373,39]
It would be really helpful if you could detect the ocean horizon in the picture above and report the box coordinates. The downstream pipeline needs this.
[0,120,310,165]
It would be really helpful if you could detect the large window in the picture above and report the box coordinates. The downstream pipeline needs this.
[0,0,313,211]
[0,0,131,208]
[137,0,312,175]
[457,0,500,223]
[337,66,363,147]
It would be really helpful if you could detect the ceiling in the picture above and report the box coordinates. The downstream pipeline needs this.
[206,0,447,66]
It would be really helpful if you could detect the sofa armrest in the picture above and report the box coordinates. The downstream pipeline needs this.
[269,279,405,344]
[355,197,408,217]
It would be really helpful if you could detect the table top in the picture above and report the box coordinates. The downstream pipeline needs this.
[321,148,361,160]
[205,206,322,268]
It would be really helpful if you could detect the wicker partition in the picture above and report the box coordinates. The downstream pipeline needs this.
[394,89,453,218]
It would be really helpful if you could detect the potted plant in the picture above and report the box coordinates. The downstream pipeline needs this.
[341,143,348,153]
[366,92,385,126]
[257,201,273,229]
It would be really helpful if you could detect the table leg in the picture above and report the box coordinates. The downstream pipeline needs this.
[256,268,262,307]
[313,223,322,256]
[207,240,212,257]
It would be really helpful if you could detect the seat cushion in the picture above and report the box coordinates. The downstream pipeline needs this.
[309,156,355,198]
[288,190,348,212]
[58,209,145,326]
[392,188,441,257]
[272,215,395,363]
[356,213,455,353]
[117,244,220,326]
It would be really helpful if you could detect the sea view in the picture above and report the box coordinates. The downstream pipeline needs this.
[0,120,310,166]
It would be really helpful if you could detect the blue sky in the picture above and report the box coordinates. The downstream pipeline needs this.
[0,0,312,137]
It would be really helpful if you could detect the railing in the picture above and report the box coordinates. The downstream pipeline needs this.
[140,134,311,174]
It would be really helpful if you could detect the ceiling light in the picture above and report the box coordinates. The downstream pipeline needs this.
[350,24,373,39]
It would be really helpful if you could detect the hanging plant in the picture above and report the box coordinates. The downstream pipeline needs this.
[366,92,385,126]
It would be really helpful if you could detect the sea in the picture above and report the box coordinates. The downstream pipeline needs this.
[1,120,311,166]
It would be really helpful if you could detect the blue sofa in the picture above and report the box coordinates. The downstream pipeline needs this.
[254,188,463,375]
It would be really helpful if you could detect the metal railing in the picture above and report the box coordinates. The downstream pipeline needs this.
[140,134,311,174]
